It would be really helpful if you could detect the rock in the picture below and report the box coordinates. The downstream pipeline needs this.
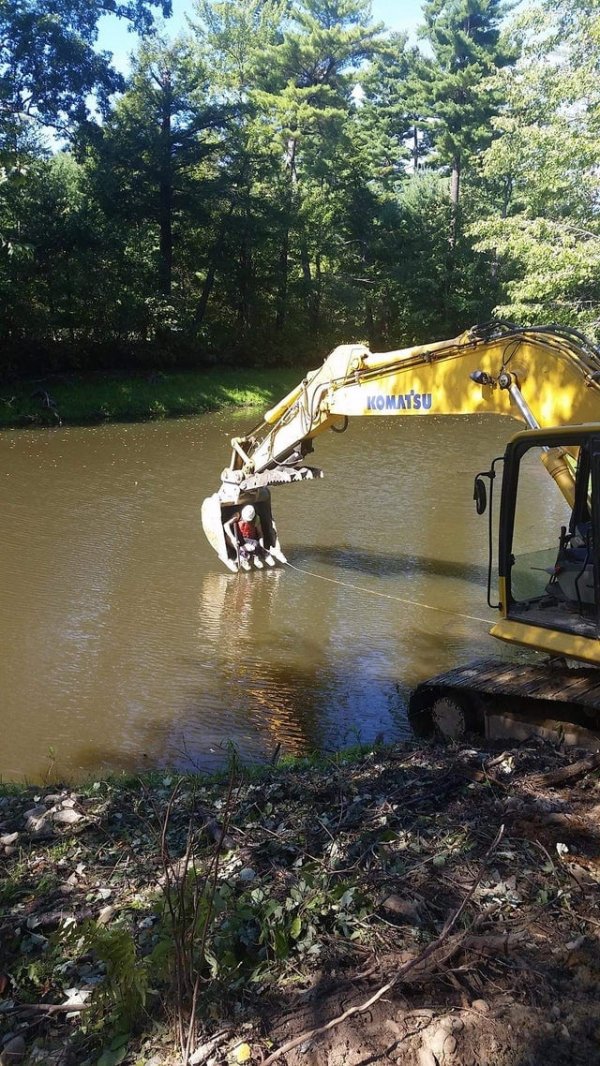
[0,833,18,847]
[98,906,115,925]
[437,1016,464,1034]
[29,819,55,840]
[417,1050,437,1066]
[24,805,46,822]
[426,1028,448,1059]
[382,895,420,924]
[471,999,489,1014]
[0,1035,26,1064]
[52,808,82,825]
[444,1035,457,1056]
[566,863,599,887]
[24,807,48,832]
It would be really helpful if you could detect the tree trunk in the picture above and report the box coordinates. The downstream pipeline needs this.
[300,243,322,334]
[195,259,217,328]
[449,154,461,252]
[237,231,251,331]
[275,229,289,332]
[444,153,461,320]
[275,137,297,332]
[365,298,375,349]
[158,69,173,297]
[312,253,322,333]
[195,205,235,327]
[300,241,313,324]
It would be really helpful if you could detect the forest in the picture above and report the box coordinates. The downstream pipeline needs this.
[1,0,599,377]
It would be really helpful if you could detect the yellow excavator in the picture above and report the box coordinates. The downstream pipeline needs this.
[201,321,600,739]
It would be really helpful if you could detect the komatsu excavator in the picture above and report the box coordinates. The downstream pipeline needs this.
[201,321,600,739]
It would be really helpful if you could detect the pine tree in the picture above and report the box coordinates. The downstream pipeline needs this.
[260,0,382,334]
[94,39,228,300]
[419,0,515,250]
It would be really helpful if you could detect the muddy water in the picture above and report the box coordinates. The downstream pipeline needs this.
[1,410,559,782]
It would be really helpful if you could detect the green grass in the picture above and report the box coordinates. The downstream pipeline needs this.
[0,365,307,429]
[0,742,388,801]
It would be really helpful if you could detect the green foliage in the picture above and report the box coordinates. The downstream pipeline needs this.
[58,918,148,1031]
[0,365,304,428]
[0,0,170,145]
[470,0,600,336]
[418,0,516,165]
[0,0,596,373]
[156,862,369,989]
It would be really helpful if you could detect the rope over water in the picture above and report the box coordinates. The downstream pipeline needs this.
[284,559,493,626]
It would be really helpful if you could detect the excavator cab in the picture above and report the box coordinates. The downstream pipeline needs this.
[492,426,600,662]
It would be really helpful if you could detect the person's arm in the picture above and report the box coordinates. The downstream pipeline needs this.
[224,514,240,551]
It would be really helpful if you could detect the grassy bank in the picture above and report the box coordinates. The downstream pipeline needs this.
[0,365,307,429]
[1,741,600,1066]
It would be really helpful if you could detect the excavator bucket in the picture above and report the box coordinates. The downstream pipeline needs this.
[202,464,323,572]
[201,487,288,573]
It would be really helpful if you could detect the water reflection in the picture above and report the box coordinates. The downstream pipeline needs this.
[196,568,313,759]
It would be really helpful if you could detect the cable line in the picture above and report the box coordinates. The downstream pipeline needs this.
[284,560,493,626]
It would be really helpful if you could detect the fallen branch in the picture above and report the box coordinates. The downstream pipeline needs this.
[8,1002,89,1015]
[261,825,505,1066]
[526,752,600,789]
[457,766,505,789]
[402,929,527,984]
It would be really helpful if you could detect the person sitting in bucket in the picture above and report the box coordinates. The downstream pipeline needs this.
[224,505,274,570]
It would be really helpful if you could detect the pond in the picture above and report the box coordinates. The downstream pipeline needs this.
[1,408,554,782]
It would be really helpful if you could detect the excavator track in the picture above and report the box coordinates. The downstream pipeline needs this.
[408,658,600,747]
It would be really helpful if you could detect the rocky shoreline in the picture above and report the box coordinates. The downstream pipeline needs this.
[1,740,599,1065]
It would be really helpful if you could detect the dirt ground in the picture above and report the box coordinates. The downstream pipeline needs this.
[254,745,600,1066]
[1,740,600,1065]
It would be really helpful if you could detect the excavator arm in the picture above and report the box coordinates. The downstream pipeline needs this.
[203,321,600,573]
[219,322,600,500]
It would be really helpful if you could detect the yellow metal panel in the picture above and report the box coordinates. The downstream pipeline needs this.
[328,337,600,426]
[490,618,600,664]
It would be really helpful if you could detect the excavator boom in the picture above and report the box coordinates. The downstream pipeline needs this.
[218,322,600,499]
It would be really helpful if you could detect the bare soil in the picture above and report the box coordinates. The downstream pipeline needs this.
[1,740,600,1066]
